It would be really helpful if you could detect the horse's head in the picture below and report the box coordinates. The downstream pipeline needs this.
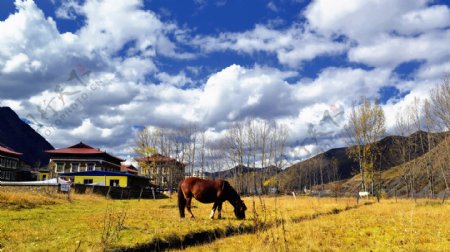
[233,199,247,220]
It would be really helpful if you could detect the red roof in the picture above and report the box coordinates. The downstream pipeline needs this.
[0,146,22,156]
[120,164,138,174]
[45,142,124,161]
[46,148,104,154]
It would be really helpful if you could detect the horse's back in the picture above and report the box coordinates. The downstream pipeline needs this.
[179,177,224,203]
[181,177,223,188]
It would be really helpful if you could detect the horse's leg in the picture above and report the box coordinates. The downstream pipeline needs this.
[186,197,195,218]
[217,202,223,219]
[210,202,218,219]
[178,188,186,218]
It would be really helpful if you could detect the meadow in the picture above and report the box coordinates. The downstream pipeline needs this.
[0,189,448,251]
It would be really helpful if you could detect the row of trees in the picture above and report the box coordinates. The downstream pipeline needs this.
[134,119,289,193]
[134,78,448,197]
[394,79,450,199]
[224,119,289,193]
[346,78,450,199]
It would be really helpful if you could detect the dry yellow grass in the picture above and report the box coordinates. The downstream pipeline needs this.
[182,199,450,252]
[0,190,448,251]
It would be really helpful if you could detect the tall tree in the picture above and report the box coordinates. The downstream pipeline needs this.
[346,97,386,193]
[134,127,158,178]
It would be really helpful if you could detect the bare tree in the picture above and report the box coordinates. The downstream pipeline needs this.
[331,158,341,199]
[258,120,272,194]
[424,100,436,198]
[394,107,416,198]
[346,97,386,193]
[428,77,450,196]
[200,131,206,178]
[247,120,259,194]
[225,121,246,192]
[178,123,199,177]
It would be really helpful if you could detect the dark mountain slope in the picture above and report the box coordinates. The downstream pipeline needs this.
[0,107,54,166]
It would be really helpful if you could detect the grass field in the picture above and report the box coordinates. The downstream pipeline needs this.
[0,190,448,251]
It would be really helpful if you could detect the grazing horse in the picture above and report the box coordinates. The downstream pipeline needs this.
[178,177,247,220]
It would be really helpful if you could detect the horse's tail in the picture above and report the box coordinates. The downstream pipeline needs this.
[178,183,186,218]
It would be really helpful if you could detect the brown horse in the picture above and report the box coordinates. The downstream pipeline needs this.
[178,177,247,220]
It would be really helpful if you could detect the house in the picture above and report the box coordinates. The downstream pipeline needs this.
[0,145,22,181]
[190,170,206,179]
[45,142,124,177]
[59,170,150,188]
[137,154,185,189]
[120,163,139,175]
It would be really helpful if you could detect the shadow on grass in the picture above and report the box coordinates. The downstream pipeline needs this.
[115,202,374,251]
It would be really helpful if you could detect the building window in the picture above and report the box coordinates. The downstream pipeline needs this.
[56,163,65,173]
[42,175,47,181]
[0,158,4,167]
[109,179,120,187]
[12,161,17,169]
[87,163,95,171]
[83,179,93,184]
[71,163,80,172]
[6,160,10,168]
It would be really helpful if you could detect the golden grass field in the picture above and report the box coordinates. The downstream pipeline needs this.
[0,189,449,251]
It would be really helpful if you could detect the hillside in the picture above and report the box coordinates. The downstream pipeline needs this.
[0,107,54,167]
[276,131,447,192]
[205,165,281,179]
[340,135,450,197]
[205,165,282,194]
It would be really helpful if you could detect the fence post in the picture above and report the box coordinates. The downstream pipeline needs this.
[106,186,111,199]
[67,183,71,202]
[151,187,155,200]
[139,187,144,201]
[442,189,447,204]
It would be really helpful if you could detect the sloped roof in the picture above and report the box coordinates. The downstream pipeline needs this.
[45,142,124,162]
[46,142,103,154]
[0,146,22,156]
[120,164,138,174]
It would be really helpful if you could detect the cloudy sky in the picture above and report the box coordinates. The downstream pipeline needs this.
[0,0,449,164]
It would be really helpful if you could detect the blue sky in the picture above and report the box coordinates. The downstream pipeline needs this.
[0,0,449,165]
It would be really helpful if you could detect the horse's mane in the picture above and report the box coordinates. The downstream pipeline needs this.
[223,180,240,202]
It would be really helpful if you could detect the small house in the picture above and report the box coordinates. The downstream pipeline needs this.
[59,170,150,188]
[0,146,22,181]
[45,142,124,177]
[137,154,185,189]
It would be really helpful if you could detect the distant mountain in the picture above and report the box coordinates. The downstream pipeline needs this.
[276,131,447,192]
[205,165,282,179]
[0,107,54,167]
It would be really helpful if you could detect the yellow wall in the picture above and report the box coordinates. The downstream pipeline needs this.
[38,173,50,181]
[73,176,128,187]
